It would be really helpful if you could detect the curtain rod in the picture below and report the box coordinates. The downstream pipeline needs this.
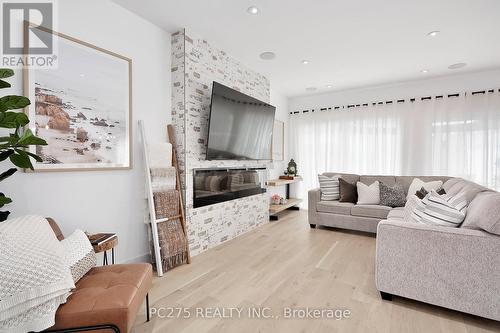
[290,88,500,115]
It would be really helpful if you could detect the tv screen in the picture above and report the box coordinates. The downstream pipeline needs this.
[206,82,276,160]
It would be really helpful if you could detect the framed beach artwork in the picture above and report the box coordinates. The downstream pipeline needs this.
[23,24,132,171]
[272,120,284,161]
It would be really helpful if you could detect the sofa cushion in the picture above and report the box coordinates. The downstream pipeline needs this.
[318,174,340,200]
[317,201,354,215]
[387,207,405,220]
[403,195,421,222]
[379,182,406,207]
[360,175,396,187]
[443,178,488,204]
[357,181,380,205]
[411,190,467,227]
[339,178,358,203]
[49,263,153,333]
[461,191,500,235]
[351,205,391,219]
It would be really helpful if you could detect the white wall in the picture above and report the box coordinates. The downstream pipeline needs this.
[290,69,500,111]
[1,0,171,263]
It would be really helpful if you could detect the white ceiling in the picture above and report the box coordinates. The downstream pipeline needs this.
[114,0,500,97]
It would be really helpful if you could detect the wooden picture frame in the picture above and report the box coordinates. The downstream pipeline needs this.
[272,120,284,161]
[23,22,132,172]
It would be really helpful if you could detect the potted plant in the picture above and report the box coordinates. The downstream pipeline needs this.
[0,68,47,221]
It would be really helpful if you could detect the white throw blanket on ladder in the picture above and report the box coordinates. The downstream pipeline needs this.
[0,215,75,332]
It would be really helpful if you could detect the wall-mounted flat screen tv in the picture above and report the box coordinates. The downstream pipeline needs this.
[206,81,276,160]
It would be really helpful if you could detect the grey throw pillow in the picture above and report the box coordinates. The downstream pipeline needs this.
[379,182,406,207]
[461,191,500,235]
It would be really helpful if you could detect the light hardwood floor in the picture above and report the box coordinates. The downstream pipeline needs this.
[132,210,500,333]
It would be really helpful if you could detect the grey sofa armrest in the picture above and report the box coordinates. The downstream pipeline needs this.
[307,188,321,227]
[376,220,500,321]
[308,188,321,211]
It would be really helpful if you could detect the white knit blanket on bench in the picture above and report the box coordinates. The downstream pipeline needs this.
[0,215,75,333]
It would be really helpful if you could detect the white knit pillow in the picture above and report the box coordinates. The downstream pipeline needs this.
[356,181,380,205]
[60,230,96,283]
[318,174,340,200]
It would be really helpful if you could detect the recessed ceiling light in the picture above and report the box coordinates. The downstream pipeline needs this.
[259,52,276,60]
[247,6,260,15]
[421,69,429,73]
[306,87,317,91]
[426,30,440,37]
[448,62,467,70]
[326,85,333,88]
[301,60,310,65]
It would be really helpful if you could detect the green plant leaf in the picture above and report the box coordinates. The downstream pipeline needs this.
[0,168,17,182]
[20,150,43,162]
[0,195,12,206]
[0,149,14,162]
[0,80,11,89]
[18,128,47,146]
[0,69,14,79]
[0,111,29,128]
[0,95,31,112]
[9,150,33,169]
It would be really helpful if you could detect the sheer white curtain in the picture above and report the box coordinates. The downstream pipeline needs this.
[290,91,500,207]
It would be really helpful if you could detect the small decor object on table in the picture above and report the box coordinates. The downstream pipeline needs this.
[87,232,118,265]
[271,194,281,205]
[280,197,288,205]
[287,159,298,176]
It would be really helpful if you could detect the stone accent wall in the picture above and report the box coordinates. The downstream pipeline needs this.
[171,29,271,256]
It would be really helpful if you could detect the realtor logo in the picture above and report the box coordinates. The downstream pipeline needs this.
[1,0,56,68]
[2,1,53,54]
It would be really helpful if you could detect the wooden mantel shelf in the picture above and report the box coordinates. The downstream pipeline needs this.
[267,177,303,187]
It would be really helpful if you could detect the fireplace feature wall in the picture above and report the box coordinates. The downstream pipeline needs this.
[193,168,267,208]
[171,29,271,255]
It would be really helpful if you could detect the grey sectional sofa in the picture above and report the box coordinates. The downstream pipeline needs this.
[308,173,451,233]
[308,173,500,321]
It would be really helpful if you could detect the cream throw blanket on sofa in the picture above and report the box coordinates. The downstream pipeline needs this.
[0,215,75,333]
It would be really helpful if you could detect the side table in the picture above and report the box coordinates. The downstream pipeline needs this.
[88,233,118,265]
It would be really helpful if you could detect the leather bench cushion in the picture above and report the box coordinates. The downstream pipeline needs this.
[48,263,152,333]
[317,201,354,215]
[351,205,392,219]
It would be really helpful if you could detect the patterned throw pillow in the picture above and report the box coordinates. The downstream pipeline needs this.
[318,174,340,200]
[411,190,467,227]
[61,230,96,283]
[379,182,406,207]
[356,181,380,205]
